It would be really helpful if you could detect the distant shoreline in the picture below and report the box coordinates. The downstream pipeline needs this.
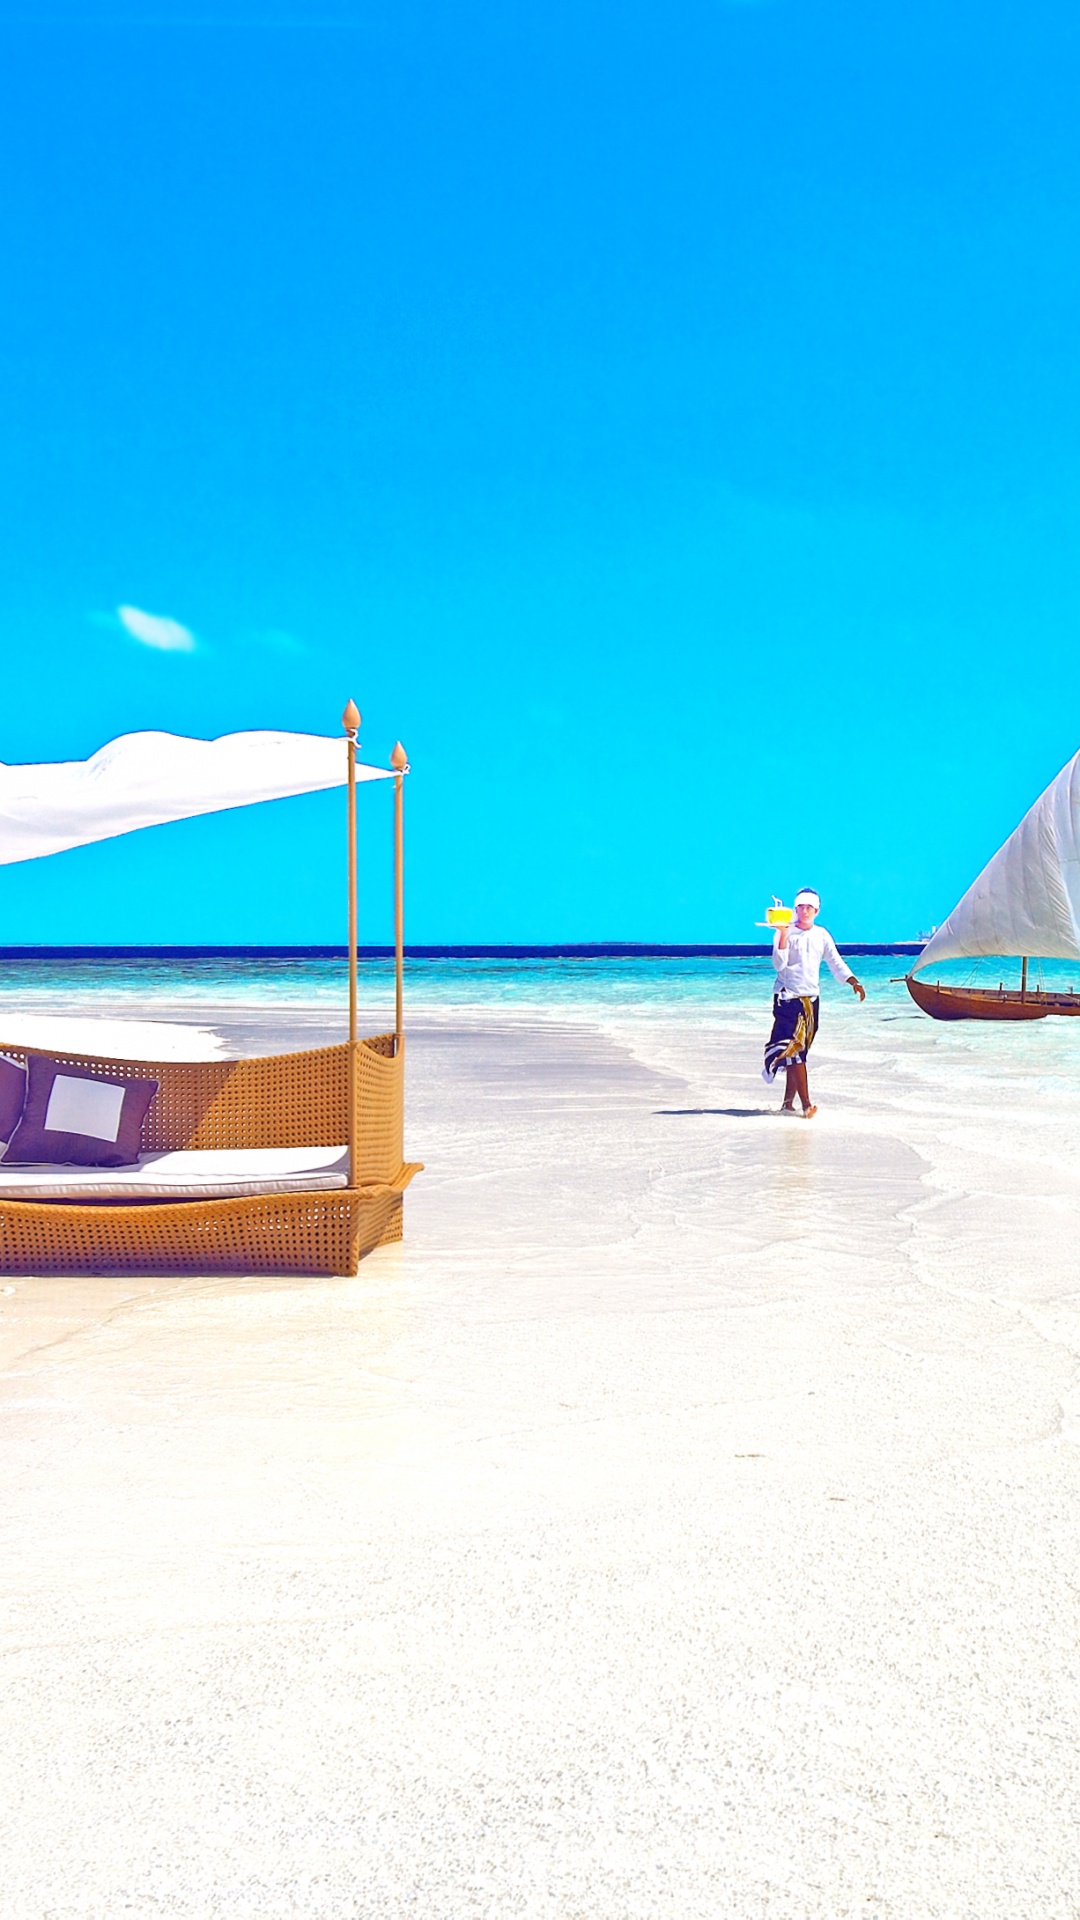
[0,942,925,961]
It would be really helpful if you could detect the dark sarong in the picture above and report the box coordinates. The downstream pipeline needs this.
[763,993,819,1082]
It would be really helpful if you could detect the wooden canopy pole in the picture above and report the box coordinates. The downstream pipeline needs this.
[390,741,409,1049]
[343,699,361,1185]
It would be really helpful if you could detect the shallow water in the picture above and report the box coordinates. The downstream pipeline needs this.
[3,950,1079,1113]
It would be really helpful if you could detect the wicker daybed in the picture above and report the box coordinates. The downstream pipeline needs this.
[0,705,420,1278]
[0,1033,421,1276]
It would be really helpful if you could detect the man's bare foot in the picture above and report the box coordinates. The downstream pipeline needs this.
[801,1104,818,1119]
[780,1103,799,1116]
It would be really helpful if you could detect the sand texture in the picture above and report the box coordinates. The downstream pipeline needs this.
[2,1001,1080,1918]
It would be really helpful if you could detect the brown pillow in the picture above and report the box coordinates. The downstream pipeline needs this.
[0,1054,27,1143]
[2,1057,159,1168]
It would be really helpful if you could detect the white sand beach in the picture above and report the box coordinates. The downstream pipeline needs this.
[3,981,1080,1917]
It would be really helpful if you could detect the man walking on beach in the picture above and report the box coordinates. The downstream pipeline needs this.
[763,889,865,1118]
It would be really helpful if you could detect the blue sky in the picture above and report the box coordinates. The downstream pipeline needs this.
[2,0,1080,943]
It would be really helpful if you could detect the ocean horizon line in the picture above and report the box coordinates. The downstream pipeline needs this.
[0,942,925,961]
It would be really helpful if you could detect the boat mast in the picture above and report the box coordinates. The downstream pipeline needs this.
[1021,956,1028,1002]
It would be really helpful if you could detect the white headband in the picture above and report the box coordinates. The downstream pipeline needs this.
[793,889,820,907]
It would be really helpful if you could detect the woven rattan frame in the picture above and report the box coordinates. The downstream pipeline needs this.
[0,1035,420,1277]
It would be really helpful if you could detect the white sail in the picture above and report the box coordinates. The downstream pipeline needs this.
[914,749,1080,972]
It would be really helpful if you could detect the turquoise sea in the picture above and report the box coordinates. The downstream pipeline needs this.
[0,950,1078,1019]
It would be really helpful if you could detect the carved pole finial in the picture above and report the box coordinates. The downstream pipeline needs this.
[342,699,361,735]
[390,741,409,772]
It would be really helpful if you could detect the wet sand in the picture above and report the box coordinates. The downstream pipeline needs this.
[2,1008,1080,1917]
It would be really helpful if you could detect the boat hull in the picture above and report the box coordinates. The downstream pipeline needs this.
[906,974,1080,1021]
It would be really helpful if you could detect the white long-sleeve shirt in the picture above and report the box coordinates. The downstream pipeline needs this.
[772,924,854,999]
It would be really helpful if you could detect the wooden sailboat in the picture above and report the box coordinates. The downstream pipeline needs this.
[906,968,1080,1021]
[907,748,1080,1020]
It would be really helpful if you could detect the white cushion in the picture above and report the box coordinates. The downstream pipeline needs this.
[0,1145,350,1202]
[44,1073,125,1143]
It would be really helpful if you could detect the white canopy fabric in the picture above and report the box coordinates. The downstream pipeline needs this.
[0,730,393,866]
[914,748,1080,972]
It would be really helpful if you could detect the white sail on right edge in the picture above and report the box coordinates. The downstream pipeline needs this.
[914,748,1080,972]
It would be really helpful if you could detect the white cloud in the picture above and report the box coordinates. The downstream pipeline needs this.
[117,604,198,653]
